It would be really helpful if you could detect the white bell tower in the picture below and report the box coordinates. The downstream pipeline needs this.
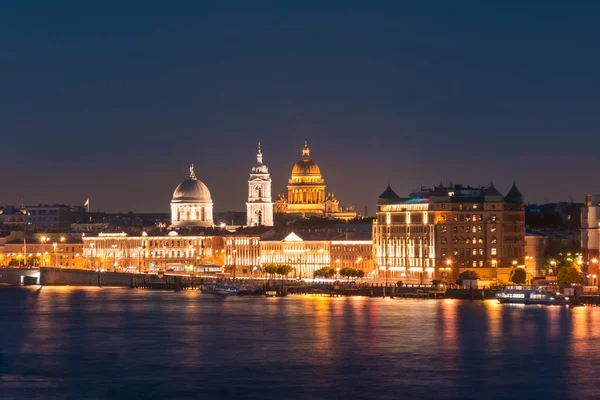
[246,142,274,226]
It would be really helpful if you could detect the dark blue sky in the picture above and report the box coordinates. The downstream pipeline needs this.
[1,1,599,212]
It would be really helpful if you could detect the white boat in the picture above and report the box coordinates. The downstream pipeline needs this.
[496,285,570,305]
[213,284,241,296]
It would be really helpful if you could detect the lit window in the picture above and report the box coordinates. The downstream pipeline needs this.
[491,248,497,256]
[491,237,497,244]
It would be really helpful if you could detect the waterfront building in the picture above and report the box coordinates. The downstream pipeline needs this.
[274,142,357,220]
[223,232,263,277]
[260,231,331,278]
[330,232,376,278]
[524,232,550,277]
[581,194,600,280]
[3,234,84,268]
[373,182,526,284]
[82,231,224,272]
[246,142,274,226]
[171,164,214,228]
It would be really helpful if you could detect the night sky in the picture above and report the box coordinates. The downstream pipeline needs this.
[1,2,599,213]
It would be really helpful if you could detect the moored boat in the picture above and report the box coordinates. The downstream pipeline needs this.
[496,285,570,305]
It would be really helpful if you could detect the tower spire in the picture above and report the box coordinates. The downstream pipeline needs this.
[257,141,263,164]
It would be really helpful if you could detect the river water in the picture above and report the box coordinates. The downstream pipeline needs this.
[0,287,598,400]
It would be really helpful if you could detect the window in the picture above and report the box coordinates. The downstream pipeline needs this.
[453,248,458,256]
[453,215,458,222]
[478,214,483,221]
[441,237,447,244]
[490,226,497,233]
[460,248,465,257]
[472,237,477,244]
[460,214,465,222]
[491,237,497,244]
[453,227,458,233]
[478,238,483,244]
[454,237,458,244]
[441,226,447,233]
[472,226,477,233]
[479,249,484,256]
[491,248,497,256]
[466,215,471,222]
[472,248,477,256]
[473,261,477,268]
[491,214,497,222]
[441,248,448,257]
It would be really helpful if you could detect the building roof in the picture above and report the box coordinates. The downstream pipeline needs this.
[291,141,321,175]
[378,184,402,204]
[172,165,212,203]
[505,182,524,203]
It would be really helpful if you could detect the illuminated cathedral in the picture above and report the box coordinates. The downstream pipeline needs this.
[274,142,356,220]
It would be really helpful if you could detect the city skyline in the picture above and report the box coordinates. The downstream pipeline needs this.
[2,2,599,212]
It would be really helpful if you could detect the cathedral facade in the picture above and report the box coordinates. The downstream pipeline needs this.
[274,142,356,220]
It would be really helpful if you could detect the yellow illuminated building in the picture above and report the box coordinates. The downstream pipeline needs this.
[274,142,357,220]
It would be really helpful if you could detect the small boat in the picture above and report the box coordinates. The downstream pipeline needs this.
[213,284,241,296]
[496,285,571,305]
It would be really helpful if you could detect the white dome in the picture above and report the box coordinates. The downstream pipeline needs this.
[172,179,212,203]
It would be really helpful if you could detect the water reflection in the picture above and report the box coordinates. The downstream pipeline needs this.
[1,288,600,399]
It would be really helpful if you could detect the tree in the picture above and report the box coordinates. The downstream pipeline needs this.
[356,270,365,279]
[314,267,335,279]
[276,264,293,279]
[263,263,278,278]
[557,266,581,284]
[509,268,527,284]
[458,270,480,280]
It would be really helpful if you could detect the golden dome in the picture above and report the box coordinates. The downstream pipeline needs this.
[291,141,321,175]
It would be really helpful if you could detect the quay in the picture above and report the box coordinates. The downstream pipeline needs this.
[0,267,541,302]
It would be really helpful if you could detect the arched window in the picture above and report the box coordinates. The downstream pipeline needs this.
[255,186,262,198]
[256,210,262,225]
[201,207,206,221]
[186,211,190,220]
[177,210,181,221]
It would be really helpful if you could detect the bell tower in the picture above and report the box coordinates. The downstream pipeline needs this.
[246,142,274,226]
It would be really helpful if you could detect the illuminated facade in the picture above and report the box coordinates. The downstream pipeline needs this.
[224,235,262,276]
[274,142,357,220]
[3,238,84,268]
[82,231,224,272]
[171,164,214,228]
[330,238,376,278]
[260,232,330,278]
[373,183,525,284]
[246,142,274,226]
[582,194,600,280]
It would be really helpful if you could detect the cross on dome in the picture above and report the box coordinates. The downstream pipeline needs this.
[302,141,310,158]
